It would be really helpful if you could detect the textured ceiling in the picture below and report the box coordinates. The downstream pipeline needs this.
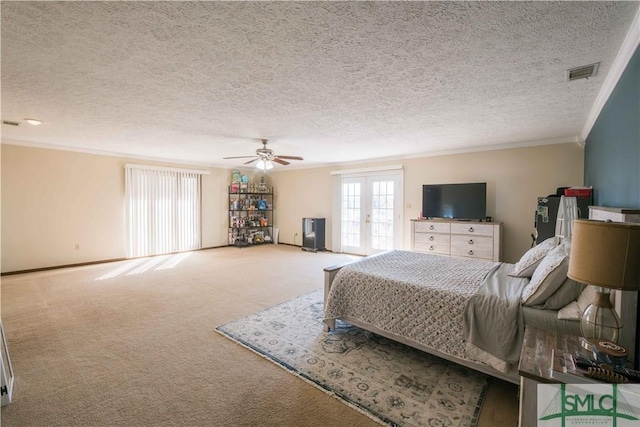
[1,2,638,168]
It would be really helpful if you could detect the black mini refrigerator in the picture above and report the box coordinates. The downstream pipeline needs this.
[535,195,592,244]
[302,218,325,252]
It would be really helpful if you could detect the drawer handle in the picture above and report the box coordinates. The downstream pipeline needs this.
[429,245,434,251]
[468,239,474,245]
[429,236,434,241]
[429,225,435,230]
[468,250,474,255]
[468,227,474,232]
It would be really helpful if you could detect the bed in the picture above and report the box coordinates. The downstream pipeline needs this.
[322,245,582,384]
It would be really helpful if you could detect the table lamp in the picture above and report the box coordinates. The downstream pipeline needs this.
[568,219,640,343]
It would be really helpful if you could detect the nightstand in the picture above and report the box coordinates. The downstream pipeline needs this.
[517,326,590,427]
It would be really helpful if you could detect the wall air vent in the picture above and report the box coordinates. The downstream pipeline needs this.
[566,63,600,81]
[2,120,20,126]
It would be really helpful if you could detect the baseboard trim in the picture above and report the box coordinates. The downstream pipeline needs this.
[1,245,229,276]
[1,257,128,276]
[277,242,334,253]
[277,242,302,248]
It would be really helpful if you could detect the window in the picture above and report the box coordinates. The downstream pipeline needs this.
[125,164,205,258]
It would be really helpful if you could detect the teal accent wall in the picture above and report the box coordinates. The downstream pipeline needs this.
[585,44,640,208]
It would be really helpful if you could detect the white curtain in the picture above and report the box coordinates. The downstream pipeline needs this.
[125,165,202,258]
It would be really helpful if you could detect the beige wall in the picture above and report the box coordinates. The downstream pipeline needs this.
[1,144,230,273]
[269,143,585,263]
[269,167,334,247]
[1,142,584,272]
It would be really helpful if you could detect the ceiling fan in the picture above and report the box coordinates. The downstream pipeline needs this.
[223,139,303,167]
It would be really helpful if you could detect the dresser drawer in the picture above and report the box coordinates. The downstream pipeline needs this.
[414,221,451,234]
[450,223,494,237]
[450,235,493,259]
[414,239,450,255]
[414,233,451,247]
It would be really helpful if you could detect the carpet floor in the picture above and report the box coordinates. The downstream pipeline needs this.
[1,245,518,426]
[217,290,489,427]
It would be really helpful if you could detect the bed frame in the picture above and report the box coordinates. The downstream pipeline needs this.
[322,262,520,385]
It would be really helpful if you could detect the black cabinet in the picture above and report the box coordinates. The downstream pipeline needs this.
[302,218,325,252]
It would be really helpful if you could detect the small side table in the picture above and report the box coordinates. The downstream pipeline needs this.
[1,321,14,406]
[517,326,591,427]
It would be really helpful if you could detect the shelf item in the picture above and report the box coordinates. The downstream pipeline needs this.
[228,186,274,247]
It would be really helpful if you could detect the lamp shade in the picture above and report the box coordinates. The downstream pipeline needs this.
[568,219,640,291]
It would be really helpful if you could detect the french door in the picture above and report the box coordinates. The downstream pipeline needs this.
[341,173,403,256]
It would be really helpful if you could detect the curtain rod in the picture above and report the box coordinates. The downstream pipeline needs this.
[125,163,211,175]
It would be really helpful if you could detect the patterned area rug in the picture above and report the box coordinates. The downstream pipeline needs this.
[215,290,490,427]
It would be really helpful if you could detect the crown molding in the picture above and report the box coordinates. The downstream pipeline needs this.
[1,138,219,169]
[581,6,640,143]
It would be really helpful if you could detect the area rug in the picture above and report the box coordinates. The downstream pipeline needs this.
[215,290,490,427]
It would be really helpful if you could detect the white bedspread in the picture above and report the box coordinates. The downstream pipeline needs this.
[324,250,500,361]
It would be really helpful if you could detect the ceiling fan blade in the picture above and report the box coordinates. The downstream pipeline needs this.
[243,157,259,164]
[275,155,303,161]
[223,155,259,159]
[272,158,290,166]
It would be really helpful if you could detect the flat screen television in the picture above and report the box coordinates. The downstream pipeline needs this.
[422,183,487,220]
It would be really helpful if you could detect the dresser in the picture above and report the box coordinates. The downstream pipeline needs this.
[411,219,502,262]
[588,206,640,223]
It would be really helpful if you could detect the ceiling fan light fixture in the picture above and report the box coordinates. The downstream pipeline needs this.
[256,159,273,170]
[223,138,302,168]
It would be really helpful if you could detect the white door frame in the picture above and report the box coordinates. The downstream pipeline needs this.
[334,169,404,255]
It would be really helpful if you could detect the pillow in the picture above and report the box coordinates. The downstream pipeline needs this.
[510,236,559,278]
[521,244,568,306]
[556,286,608,321]
[558,301,581,320]
[540,277,585,310]
[577,285,599,314]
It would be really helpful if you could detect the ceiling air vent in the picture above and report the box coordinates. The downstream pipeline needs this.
[566,63,600,81]
[2,120,20,126]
